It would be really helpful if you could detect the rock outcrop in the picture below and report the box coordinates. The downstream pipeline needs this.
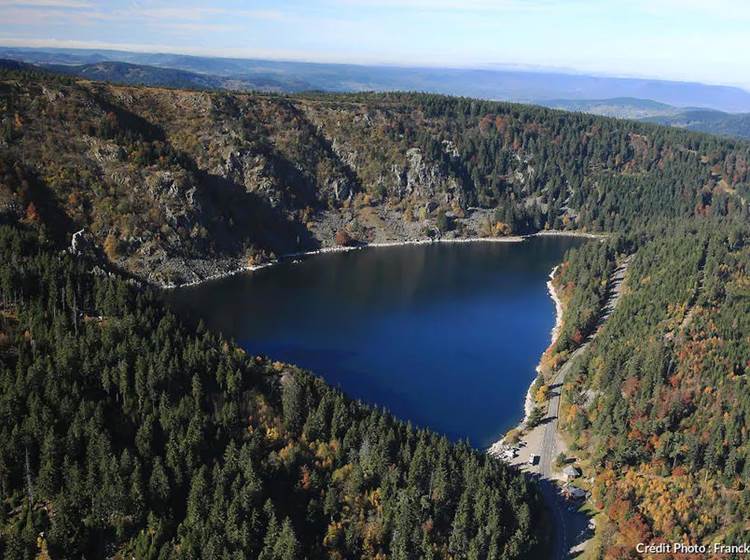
[4,72,746,286]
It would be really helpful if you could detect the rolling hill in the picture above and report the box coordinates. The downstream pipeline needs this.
[46,60,298,92]
[3,45,750,112]
[543,97,750,140]
[643,108,750,139]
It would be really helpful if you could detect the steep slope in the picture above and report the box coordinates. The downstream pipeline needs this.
[0,223,544,559]
[2,68,749,286]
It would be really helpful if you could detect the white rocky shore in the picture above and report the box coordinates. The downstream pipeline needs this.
[487,264,563,460]
[161,229,600,289]
[158,226,581,465]
[544,265,564,364]
[162,234,526,289]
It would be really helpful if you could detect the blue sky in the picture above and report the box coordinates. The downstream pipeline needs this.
[1,0,749,88]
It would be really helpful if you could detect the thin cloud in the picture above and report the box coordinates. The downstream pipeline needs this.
[0,35,354,63]
[135,7,227,21]
[0,35,214,54]
[136,6,287,22]
[0,0,93,7]
[235,9,287,21]
[1,1,748,89]
[0,6,106,24]
[0,3,291,29]
[334,0,563,11]
[146,21,244,34]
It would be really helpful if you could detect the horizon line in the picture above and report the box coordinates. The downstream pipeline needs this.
[2,39,750,93]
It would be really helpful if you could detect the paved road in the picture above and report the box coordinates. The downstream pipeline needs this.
[538,256,631,560]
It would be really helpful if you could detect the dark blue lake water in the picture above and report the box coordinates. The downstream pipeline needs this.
[166,236,584,448]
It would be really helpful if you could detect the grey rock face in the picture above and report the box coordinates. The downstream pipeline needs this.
[221,149,279,204]
[392,148,461,204]
[146,171,201,230]
[69,229,93,255]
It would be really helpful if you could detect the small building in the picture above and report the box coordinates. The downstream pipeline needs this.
[562,484,587,501]
[563,465,582,481]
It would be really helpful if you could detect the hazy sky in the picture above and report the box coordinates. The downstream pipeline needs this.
[1,0,749,88]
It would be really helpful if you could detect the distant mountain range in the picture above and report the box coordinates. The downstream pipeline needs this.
[45,61,297,92]
[540,97,750,140]
[642,109,750,139]
[3,46,750,113]
[540,97,680,119]
[3,47,750,140]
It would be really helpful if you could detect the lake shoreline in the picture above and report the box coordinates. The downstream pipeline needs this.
[163,235,527,289]
[163,230,598,290]
[487,263,563,457]
[168,232,581,454]
[530,265,563,412]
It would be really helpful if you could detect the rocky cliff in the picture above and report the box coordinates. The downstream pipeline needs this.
[2,69,748,285]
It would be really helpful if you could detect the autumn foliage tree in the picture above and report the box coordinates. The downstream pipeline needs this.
[334,229,356,247]
[23,201,39,224]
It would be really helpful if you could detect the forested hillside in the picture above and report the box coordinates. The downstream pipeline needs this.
[541,98,750,141]
[644,109,750,141]
[0,223,543,559]
[1,67,749,285]
[547,222,750,557]
[4,66,750,559]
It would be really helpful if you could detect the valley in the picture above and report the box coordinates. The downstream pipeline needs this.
[1,64,750,559]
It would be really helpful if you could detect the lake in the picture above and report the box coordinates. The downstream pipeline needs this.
[166,236,584,448]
